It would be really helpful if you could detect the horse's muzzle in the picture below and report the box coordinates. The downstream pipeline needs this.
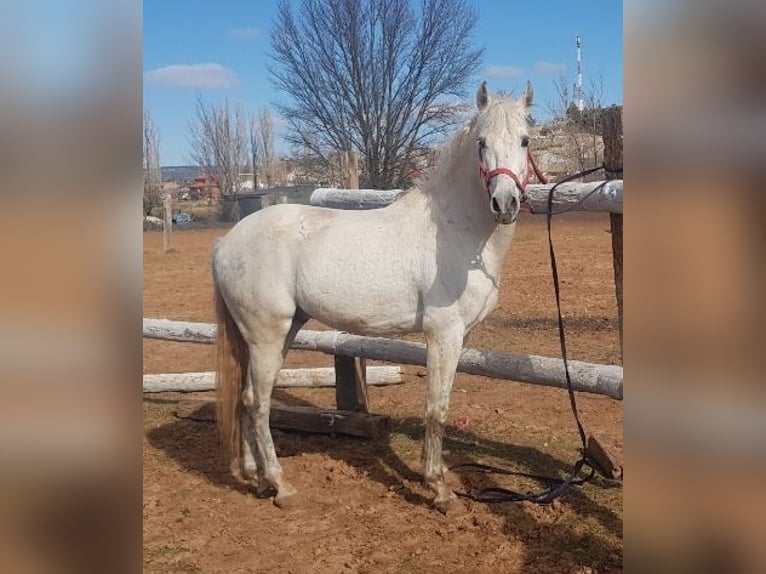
[490,191,519,224]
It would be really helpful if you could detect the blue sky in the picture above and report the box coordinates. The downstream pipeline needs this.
[144,0,623,166]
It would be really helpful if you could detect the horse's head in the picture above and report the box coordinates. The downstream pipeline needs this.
[473,81,535,224]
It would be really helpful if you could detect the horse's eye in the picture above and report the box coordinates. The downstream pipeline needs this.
[521,136,530,147]
[477,137,486,148]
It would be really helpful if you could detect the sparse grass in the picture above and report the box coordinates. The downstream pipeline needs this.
[146,201,221,225]
[185,204,219,223]
[145,544,190,558]
[387,430,422,460]
[143,543,201,572]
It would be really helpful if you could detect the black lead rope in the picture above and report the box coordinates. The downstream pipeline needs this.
[451,164,613,504]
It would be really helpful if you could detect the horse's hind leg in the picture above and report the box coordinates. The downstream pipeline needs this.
[239,396,270,496]
[243,314,308,509]
[239,313,307,498]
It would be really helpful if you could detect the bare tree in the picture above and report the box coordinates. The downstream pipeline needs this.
[143,109,162,217]
[187,95,248,197]
[249,112,261,189]
[585,74,605,168]
[258,108,276,186]
[248,107,277,188]
[270,0,483,189]
[289,144,343,186]
[546,72,604,175]
[547,72,571,121]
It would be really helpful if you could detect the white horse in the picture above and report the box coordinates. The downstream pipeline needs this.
[213,81,538,513]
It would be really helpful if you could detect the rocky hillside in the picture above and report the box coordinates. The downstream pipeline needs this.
[531,122,604,181]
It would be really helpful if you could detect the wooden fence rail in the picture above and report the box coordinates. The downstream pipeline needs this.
[310,180,622,214]
[143,318,622,400]
[143,366,402,393]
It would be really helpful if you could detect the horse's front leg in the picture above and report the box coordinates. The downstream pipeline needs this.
[423,325,465,514]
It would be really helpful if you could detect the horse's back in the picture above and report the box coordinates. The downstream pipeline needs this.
[223,203,336,242]
[213,204,338,315]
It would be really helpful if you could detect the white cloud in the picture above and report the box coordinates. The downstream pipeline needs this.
[229,27,261,39]
[486,65,525,78]
[144,63,240,89]
[535,61,567,75]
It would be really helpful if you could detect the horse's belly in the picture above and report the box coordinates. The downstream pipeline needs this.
[297,286,421,335]
[295,268,423,336]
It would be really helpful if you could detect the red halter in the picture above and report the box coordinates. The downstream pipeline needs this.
[477,139,547,202]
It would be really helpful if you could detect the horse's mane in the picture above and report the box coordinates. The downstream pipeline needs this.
[412,97,530,194]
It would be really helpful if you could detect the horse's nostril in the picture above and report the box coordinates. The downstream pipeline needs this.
[510,197,518,211]
[491,197,501,213]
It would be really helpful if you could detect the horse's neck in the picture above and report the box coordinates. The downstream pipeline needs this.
[424,149,517,276]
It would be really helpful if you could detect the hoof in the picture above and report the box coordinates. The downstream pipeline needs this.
[433,494,466,516]
[274,492,301,510]
[254,483,276,499]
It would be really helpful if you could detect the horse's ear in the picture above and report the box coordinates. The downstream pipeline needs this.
[523,81,534,108]
[476,81,490,111]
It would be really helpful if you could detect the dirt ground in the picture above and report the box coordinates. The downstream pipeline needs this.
[143,212,623,573]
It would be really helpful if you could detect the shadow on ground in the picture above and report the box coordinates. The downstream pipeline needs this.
[145,390,622,572]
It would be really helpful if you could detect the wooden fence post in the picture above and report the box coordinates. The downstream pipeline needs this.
[334,356,370,412]
[602,106,623,357]
[334,149,367,412]
[163,191,173,253]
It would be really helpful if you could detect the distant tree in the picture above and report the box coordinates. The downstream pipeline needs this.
[187,95,248,197]
[143,109,162,216]
[257,107,276,186]
[249,112,260,189]
[248,106,277,189]
[270,0,484,189]
[584,74,605,169]
[288,144,344,186]
[547,72,605,174]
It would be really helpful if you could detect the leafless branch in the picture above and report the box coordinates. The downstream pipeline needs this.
[545,71,606,175]
[269,0,483,188]
[187,95,247,197]
[258,108,276,186]
[143,109,162,216]
[249,112,261,189]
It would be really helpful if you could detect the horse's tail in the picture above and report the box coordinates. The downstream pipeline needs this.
[213,278,248,462]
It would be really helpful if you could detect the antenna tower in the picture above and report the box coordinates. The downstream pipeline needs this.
[575,35,584,112]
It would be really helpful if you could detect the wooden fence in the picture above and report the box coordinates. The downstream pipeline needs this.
[143,318,622,400]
